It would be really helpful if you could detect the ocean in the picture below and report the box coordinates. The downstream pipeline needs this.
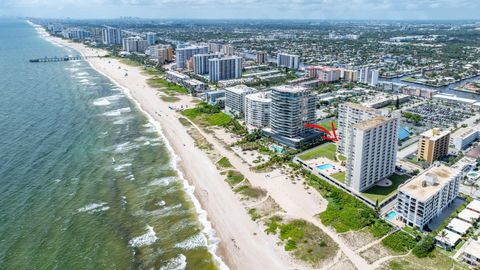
[0,19,221,270]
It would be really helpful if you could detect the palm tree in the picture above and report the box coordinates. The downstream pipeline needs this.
[439,230,449,250]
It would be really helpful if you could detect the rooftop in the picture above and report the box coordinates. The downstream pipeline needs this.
[224,84,256,95]
[435,229,461,247]
[246,91,271,102]
[399,164,459,202]
[467,200,480,213]
[451,127,479,139]
[353,116,397,131]
[420,128,450,141]
[447,218,472,235]
[458,208,480,223]
[341,102,381,114]
[463,240,480,259]
[271,85,308,93]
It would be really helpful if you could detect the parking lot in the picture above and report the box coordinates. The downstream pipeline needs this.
[404,101,474,130]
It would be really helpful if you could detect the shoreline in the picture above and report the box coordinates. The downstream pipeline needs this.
[31,22,295,270]
[33,25,228,269]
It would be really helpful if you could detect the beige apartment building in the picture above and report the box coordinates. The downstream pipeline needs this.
[417,128,450,164]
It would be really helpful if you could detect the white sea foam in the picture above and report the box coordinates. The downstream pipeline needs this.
[175,233,207,250]
[54,179,61,183]
[113,142,137,153]
[159,254,187,270]
[128,225,158,248]
[149,176,177,187]
[77,202,109,213]
[157,200,166,207]
[59,44,228,269]
[114,163,132,172]
[93,98,111,106]
[103,107,131,117]
[126,174,135,181]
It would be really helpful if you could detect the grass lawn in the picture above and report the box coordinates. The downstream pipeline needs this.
[160,96,180,102]
[338,154,346,162]
[384,249,468,270]
[225,170,245,186]
[361,173,411,203]
[119,58,143,67]
[264,218,339,267]
[298,143,337,161]
[317,119,337,132]
[147,77,189,95]
[216,157,233,169]
[330,171,346,183]
[181,105,232,127]
[401,77,418,83]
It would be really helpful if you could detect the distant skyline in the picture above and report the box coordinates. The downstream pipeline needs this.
[1,0,479,20]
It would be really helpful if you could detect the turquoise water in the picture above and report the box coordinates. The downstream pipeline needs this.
[317,164,334,170]
[385,211,398,221]
[0,20,219,270]
[398,127,410,141]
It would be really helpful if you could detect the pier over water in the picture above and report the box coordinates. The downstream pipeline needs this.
[29,55,100,62]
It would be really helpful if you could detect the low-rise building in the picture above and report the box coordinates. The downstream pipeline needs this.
[450,126,480,151]
[435,229,462,250]
[446,218,473,235]
[458,208,480,224]
[462,240,480,267]
[205,90,225,106]
[397,164,461,229]
[467,200,480,213]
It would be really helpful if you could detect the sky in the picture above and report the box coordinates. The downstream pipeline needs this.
[0,0,479,20]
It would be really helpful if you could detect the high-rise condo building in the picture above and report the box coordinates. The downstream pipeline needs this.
[343,69,359,82]
[345,116,399,192]
[175,45,208,69]
[208,56,243,83]
[62,28,90,40]
[193,53,223,75]
[256,51,268,64]
[145,32,157,45]
[337,102,389,155]
[245,92,271,129]
[208,42,222,53]
[358,67,379,86]
[270,85,316,138]
[223,44,234,56]
[224,85,256,117]
[102,27,122,45]
[146,45,173,64]
[417,128,450,164]
[122,37,148,53]
[397,164,460,229]
[277,53,299,70]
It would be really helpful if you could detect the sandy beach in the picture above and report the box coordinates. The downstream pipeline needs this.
[32,26,303,269]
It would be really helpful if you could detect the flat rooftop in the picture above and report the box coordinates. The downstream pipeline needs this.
[420,128,450,141]
[435,229,461,247]
[271,85,308,93]
[354,116,396,131]
[341,102,381,114]
[447,218,472,235]
[467,200,480,213]
[463,240,480,259]
[399,164,459,202]
[224,85,256,94]
[451,127,478,139]
[246,91,271,102]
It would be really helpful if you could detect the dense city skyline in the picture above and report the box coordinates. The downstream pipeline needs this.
[1,0,480,20]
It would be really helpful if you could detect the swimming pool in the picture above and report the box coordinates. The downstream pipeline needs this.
[317,164,334,170]
[385,211,398,221]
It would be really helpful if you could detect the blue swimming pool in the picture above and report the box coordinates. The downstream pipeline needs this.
[386,211,398,221]
[398,127,411,141]
[317,164,334,170]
